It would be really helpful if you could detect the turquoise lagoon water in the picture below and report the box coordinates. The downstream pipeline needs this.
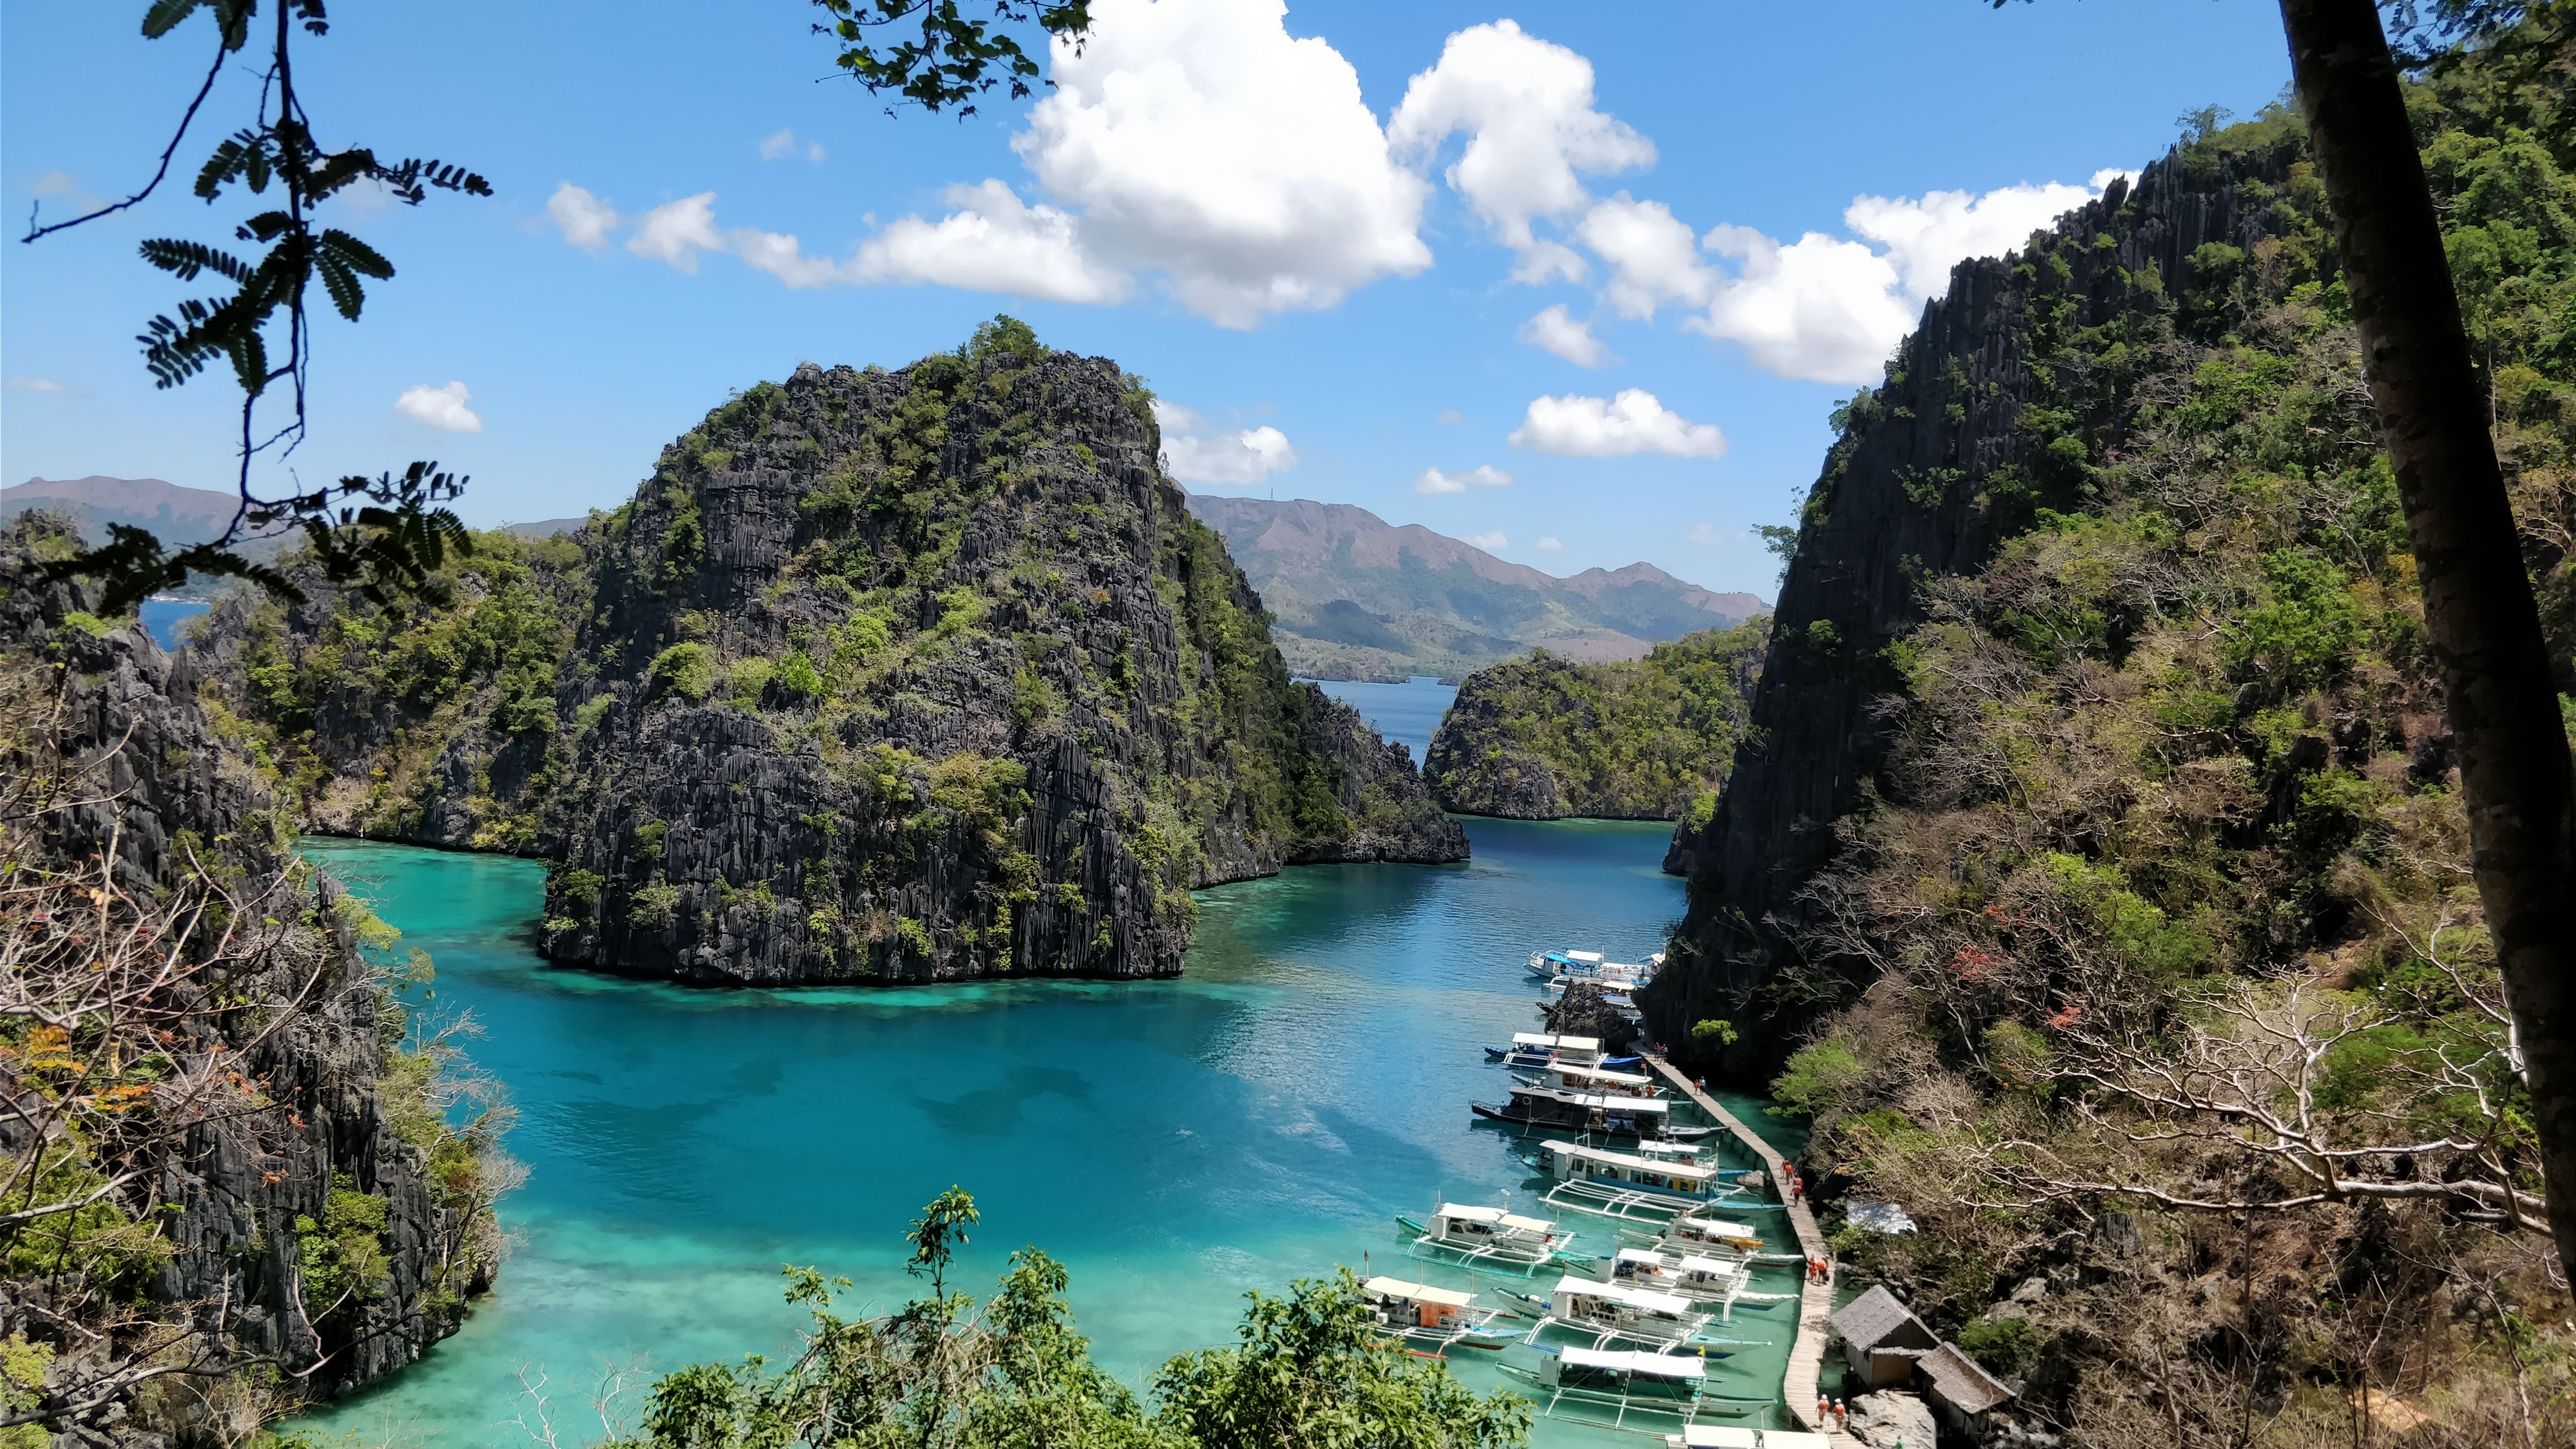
[297,818,1803,1446]
[141,598,210,651]
[1306,676,1459,766]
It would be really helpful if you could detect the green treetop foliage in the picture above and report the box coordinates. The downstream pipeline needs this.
[812,1,1093,117]
[1425,619,1770,821]
[611,1188,1527,1449]
[23,2,490,614]
[1750,32,2576,1433]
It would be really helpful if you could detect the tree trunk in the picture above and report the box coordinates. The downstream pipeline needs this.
[2277,0,2576,1268]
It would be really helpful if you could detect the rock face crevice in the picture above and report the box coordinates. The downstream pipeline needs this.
[3,524,498,1436]
[198,332,1463,988]
[1644,144,2306,1067]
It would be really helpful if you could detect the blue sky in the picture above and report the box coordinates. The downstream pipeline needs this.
[2,1,2293,599]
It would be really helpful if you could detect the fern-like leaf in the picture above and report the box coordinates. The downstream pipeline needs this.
[316,251,363,320]
[195,131,259,200]
[318,229,392,279]
[140,0,204,39]
[137,238,250,283]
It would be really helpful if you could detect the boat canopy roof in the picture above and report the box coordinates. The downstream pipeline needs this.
[1557,1065,1654,1086]
[1617,1248,1735,1277]
[1362,1276,1475,1306]
[1511,1031,1603,1051]
[1632,1139,1704,1158]
[1549,1141,1720,1178]
[1559,1346,1705,1381]
[1439,1202,1557,1233]
[1679,1218,1759,1237]
[1562,950,1604,963]
[1553,1274,1696,1315]
[1679,1428,1756,1448]
[1509,1087,1674,1114]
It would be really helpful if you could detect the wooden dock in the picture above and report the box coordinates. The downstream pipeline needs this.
[1643,1053,1860,1446]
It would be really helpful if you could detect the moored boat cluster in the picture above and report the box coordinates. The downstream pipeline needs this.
[1351,947,1822,1442]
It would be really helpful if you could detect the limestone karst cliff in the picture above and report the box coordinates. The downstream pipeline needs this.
[1422,621,1766,822]
[1644,131,2317,1071]
[198,321,1464,987]
[1,518,507,1437]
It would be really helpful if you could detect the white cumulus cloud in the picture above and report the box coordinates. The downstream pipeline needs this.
[1580,194,1716,320]
[760,128,827,164]
[547,182,622,252]
[1021,0,1430,327]
[7,377,68,395]
[1687,173,2133,385]
[1415,465,1512,495]
[1389,19,1651,282]
[1153,401,1297,486]
[853,181,1131,303]
[1519,304,1612,367]
[396,381,483,433]
[1692,225,1916,386]
[1436,408,1467,427]
[627,193,725,272]
[1687,523,1733,546]
[1465,531,1509,551]
[1846,171,2132,299]
[1536,536,1564,550]
[1508,389,1726,460]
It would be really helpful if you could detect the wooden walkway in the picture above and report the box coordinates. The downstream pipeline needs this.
[1642,1053,1862,1447]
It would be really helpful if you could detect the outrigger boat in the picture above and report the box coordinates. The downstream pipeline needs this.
[1497,1346,1767,1436]
[1476,1087,1717,1141]
[1527,950,1661,988]
[1514,1061,1663,1098]
[1527,949,1607,979]
[1536,1140,1737,1221]
[1362,1277,1513,1355]
[1485,1031,1605,1071]
[1523,1273,1713,1348]
[1608,1249,1792,1320]
[1621,1212,1769,1257]
[1535,969,1638,1005]
[1660,1428,1832,1449]
[1499,1347,1715,1434]
[1397,1201,1590,1273]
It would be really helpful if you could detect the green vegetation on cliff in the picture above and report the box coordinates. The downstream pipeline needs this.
[207,527,592,851]
[1423,619,1767,820]
[0,518,512,1432]
[198,319,1462,988]
[1660,41,2576,1445]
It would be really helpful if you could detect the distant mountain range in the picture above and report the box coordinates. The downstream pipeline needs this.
[1184,494,1767,681]
[6,479,1763,679]
[4,477,594,595]
[5,475,247,542]
[2,476,283,598]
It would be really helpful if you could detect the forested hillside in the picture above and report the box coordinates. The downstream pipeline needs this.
[1646,33,2576,1444]
[197,321,1464,987]
[1422,620,1767,821]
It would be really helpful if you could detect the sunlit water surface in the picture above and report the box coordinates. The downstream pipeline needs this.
[1306,676,1458,766]
[299,755,1799,1447]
